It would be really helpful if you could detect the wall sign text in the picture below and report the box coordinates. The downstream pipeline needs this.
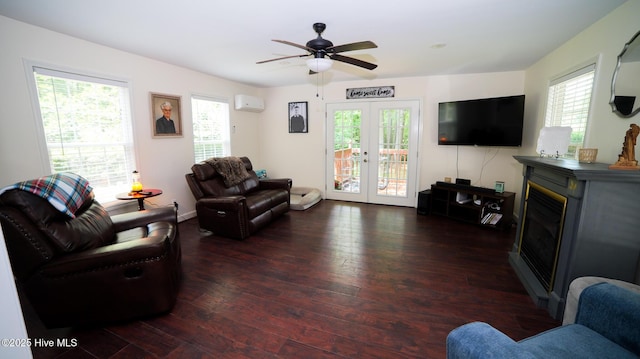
[346,86,395,99]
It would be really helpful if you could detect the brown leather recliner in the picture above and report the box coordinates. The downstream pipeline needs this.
[0,185,181,329]
[185,156,291,239]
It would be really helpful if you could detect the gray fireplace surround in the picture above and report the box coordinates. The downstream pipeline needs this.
[510,156,640,320]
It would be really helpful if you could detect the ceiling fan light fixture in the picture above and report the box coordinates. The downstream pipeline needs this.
[306,58,333,72]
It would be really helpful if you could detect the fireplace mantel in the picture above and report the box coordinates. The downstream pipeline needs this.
[510,156,640,320]
[513,156,640,183]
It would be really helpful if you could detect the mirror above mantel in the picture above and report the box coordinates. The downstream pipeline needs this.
[610,30,640,118]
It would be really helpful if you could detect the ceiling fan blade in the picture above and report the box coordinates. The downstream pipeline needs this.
[272,39,313,52]
[256,54,308,64]
[330,54,378,70]
[328,41,377,54]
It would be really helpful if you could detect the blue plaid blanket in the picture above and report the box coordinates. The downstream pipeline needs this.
[0,173,93,218]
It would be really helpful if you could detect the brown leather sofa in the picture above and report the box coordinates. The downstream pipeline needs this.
[185,156,291,239]
[0,185,181,328]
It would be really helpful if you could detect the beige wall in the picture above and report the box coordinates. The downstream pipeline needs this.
[0,15,264,219]
[1,0,639,219]
[259,1,640,205]
[523,0,640,161]
[1,2,637,346]
[516,0,640,209]
[259,73,526,198]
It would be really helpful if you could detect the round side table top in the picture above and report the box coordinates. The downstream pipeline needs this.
[116,188,163,200]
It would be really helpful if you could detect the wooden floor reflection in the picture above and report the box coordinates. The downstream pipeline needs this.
[27,200,559,358]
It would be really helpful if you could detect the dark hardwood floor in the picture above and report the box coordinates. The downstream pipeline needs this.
[26,200,559,358]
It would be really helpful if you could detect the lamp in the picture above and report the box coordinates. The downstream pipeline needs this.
[306,57,333,73]
[131,170,143,193]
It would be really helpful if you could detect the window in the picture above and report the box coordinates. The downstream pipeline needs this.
[544,64,596,158]
[30,66,135,203]
[191,96,230,162]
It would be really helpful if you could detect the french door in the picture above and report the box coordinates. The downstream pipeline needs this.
[325,100,420,206]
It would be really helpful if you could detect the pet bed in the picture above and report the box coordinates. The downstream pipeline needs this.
[290,187,321,210]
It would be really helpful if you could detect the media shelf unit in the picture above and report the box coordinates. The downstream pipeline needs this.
[430,182,515,229]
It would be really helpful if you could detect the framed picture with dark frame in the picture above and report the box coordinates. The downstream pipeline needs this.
[288,101,308,133]
[151,92,182,138]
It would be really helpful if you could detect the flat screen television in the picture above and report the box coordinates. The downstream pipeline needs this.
[438,95,525,146]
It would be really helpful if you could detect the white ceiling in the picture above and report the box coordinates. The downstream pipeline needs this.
[0,0,626,88]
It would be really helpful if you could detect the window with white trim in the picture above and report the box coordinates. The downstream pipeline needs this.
[191,95,230,162]
[544,64,596,158]
[30,66,136,203]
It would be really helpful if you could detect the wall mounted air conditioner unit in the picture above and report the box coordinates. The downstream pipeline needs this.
[234,94,264,112]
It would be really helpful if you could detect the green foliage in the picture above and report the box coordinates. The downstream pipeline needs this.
[332,109,411,151]
[35,73,132,187]
[333,110,361,150]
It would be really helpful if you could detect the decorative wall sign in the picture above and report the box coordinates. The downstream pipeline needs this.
[346,86,395,99]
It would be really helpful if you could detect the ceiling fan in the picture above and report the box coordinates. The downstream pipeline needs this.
[257,22,378,74]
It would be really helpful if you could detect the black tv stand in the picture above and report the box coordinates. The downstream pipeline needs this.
[430,182,515,229]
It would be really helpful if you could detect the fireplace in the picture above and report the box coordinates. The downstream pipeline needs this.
[518,181,567,292]
[510,156,640,320]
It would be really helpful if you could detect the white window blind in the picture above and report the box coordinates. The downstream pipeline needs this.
[544,64,596,157]
[32,66,135,203]
[192,96,230,162]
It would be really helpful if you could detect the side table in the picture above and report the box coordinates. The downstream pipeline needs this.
[116,189,163,211]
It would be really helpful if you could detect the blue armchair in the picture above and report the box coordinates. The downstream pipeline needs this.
[446,280,640,358]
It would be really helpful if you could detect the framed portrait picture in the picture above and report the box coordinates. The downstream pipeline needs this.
[288,101,308,133]
[151,93,182,138]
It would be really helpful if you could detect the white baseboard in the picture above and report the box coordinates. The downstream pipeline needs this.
[178,210,196,222]
[105,200,196,223]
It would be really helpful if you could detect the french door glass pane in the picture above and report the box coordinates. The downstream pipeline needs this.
[333,110,361,193]
[377,109,409,197]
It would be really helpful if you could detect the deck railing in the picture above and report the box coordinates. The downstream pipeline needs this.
[334,148,408,191]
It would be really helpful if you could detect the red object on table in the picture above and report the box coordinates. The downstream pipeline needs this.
[116,188,162,210]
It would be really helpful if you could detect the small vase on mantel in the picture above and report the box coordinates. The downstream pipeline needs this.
[578,148,598,163]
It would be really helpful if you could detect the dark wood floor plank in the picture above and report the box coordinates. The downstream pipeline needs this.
[106,321,183,357]
[24,200,559,358]
[164,343,219,359]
